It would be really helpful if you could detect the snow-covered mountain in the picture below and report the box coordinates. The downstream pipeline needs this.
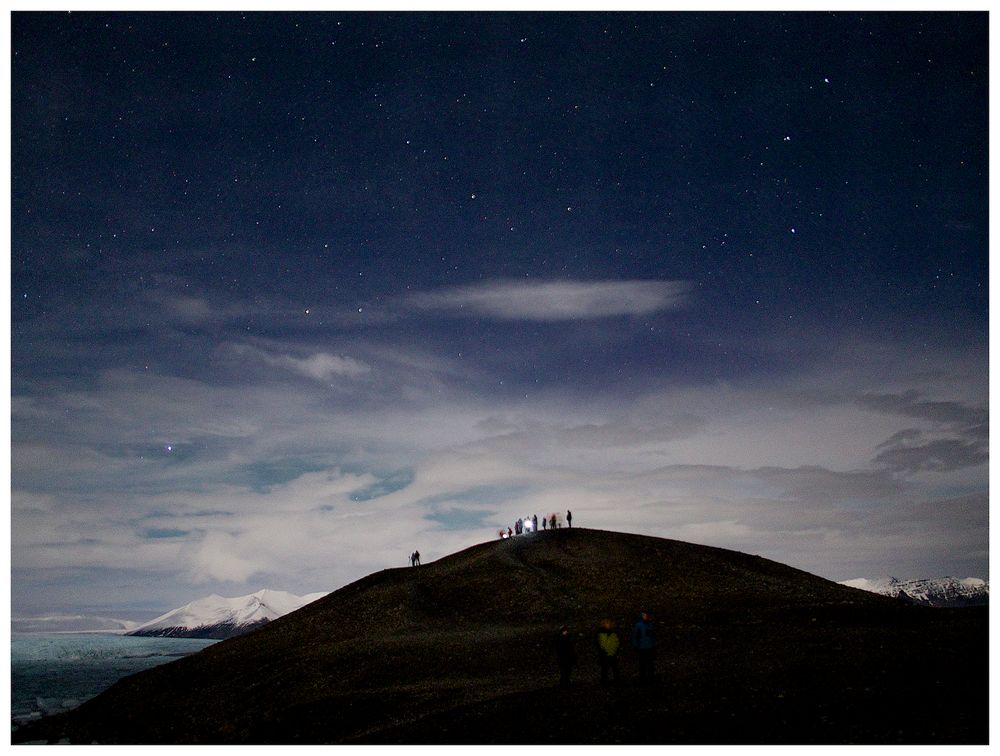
[840,576,988,607]
[127,589,328,639]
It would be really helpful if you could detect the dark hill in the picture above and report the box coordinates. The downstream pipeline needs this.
[14,529,987,744]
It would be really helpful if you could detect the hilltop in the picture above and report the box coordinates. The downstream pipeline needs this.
[13,529,987,744]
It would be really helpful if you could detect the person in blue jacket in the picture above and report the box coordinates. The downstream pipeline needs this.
[631,610,656,683]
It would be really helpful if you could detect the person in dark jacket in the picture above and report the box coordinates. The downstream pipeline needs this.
[567,510,572,528]
[595,618,621,685]
[555,625,576,688]
[631,610,656,683]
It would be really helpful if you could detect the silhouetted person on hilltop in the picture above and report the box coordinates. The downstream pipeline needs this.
[542,517,547,530]
[631,610,656,684]
[413,550,420,566]
[567,510,572,528]
[550,514,557,530]
[533,514,538,531]
[595,618,621,686]
[555,625,576,688]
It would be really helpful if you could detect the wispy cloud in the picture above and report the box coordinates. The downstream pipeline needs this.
[860,391,988,473]
[872,434,988,473]
[225,343,371,383]
[406,279,691,321]
[858,391,986,427]
[149,293,230,325]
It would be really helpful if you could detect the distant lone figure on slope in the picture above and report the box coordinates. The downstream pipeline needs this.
[413,550,420,566]
[631,610,656,684]
[555,625,576,688]
[566,510,573,528]
[595,618,621,686]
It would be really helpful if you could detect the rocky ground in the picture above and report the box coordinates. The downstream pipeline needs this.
[13,528,988,744]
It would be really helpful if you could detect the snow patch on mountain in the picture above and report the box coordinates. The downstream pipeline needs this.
[840,576,988,607]
[127,589,328,638]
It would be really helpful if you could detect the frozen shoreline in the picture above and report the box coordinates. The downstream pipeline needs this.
[11,633,219,727]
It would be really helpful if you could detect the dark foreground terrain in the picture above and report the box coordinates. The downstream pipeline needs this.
[14,529,987,744]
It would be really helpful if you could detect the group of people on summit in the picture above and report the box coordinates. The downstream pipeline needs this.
[556,610,657,688]
[498,510,573,539]
[411,510,577,567]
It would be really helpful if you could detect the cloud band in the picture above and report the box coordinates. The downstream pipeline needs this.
[406,279,691,321]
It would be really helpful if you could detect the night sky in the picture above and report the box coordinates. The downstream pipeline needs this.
[11,11,988,628]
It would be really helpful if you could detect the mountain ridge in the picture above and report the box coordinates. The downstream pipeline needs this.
[839,576,988,607]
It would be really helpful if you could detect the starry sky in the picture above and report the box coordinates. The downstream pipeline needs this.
[11,11,989,629]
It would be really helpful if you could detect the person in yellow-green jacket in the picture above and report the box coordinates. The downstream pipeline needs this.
[595,618,621,686]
